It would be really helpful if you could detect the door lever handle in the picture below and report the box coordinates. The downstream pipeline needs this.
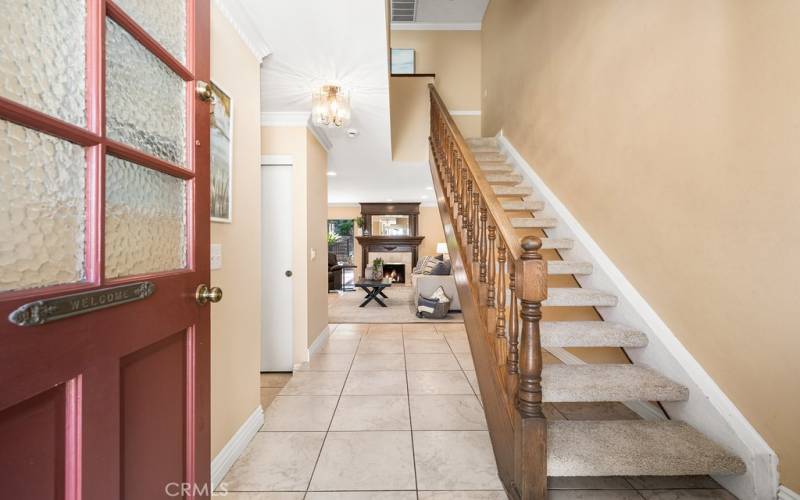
[196,284,223,305]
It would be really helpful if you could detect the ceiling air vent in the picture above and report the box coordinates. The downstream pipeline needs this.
[392,0,417,22]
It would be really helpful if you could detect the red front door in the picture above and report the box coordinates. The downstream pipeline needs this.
[0,1,211,498]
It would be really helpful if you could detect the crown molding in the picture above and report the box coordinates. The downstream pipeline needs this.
[260,111,311,127]
[213,0,272,60]
[308,123,333,152]
[391,22,481,31]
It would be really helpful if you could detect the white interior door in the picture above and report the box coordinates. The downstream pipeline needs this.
[261,161,293,371]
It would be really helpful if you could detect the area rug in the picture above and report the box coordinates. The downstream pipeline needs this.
[328,286,463,324]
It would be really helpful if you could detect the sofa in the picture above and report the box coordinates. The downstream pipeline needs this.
[410,260,461,311]
[328,253,343,291]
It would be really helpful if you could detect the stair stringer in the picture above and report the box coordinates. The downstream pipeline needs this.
[496,133,779,500]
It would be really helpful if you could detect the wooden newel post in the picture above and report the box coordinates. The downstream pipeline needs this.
[514,235,548,500]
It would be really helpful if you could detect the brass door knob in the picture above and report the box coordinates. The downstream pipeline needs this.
[196,284,223,305]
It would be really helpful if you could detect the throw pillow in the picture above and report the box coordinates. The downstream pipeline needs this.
[430,286,451,303]
[421,257,440,275]
[428,260,451,276]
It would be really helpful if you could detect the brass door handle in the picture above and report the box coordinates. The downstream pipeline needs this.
[196,284,223,305]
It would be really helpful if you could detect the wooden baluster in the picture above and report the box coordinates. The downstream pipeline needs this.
[472,192,480,273]
[459,166,468,226]
[487,225,496,307]
[479,204,488,283]
[514,235,547,499]
[453,156,462,223]
[465,180,474,245]
[496,239,507,366]
[450,150,460,208]
[506,257,518,402]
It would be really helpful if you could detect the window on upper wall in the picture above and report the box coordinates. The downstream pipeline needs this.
[391,48,415,74]
[327,219,355,264]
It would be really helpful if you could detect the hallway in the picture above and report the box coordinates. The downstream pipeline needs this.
[219,323,734,499]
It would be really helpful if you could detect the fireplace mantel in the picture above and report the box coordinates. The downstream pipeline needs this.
[356,235,425,277]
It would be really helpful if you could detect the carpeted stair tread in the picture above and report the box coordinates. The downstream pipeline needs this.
[466,137,499,148]
[512,217,558,228]
[501,199,545,211]
[541,321,648,348]
[473,151,507,162]
[479,162,515,173]
[545,288,618,307]
[542,364,688,402]
[540,238,574,250]
[548,420,746,477]
[547,260,593,275]
[486,173,523,185]
[494,185,533,197]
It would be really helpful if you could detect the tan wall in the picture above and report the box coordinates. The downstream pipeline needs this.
[209,4,262,457]
[390,30,482,161]
[482,0,800,489]
[306,130,329,346]
[261,127,329,363]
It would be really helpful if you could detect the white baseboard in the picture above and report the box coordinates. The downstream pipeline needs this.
[292,325,331,370]
[211,405,264,492]
[545,347,666,421]
[497,133,778,500]
[779,486,800,500]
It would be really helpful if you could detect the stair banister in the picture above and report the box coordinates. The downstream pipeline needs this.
[428,83,548,499]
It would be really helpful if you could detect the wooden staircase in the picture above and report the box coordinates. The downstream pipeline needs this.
[427,84,745,499]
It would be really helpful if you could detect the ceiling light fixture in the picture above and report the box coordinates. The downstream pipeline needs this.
[425,186,433,190]
[327,171,337,176]
[312,85,350,128]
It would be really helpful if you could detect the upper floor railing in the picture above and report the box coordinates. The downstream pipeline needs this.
[428,83,548,499]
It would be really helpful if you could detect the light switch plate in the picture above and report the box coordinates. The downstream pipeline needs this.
[210,243,222,270]
[310,248,316,261]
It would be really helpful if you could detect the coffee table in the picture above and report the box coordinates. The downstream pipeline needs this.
[355,280,392,307]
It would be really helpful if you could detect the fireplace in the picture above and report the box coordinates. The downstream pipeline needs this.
[383,263,406,284]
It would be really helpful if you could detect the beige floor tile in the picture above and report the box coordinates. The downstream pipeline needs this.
[402,323,437,333]
[260,387,282,409]
[351,353,406,371]
[261,396,338,431]
[295,353,354,372]
[333,324,370,334]
[403,330,442,340]
[330,395,410,431]
[435,323,467,333]
[548,491,644,500]
[343,370,408,395]
[410,395,487,430]
[215,493,305,499]
[306,493,417,500]
[405,353,461,371]
[331,329,365,340]
[624,476,720,490]
[404,338,452,353]
[223,432,325,491]
[413,430,503,490]
[445,338,471,354]
[279,372,347,396]
[454,351,475,371]
[368,324,405,334]
[357,338,405,354]
[464,370,480,396]
[309,431,416,491]
[319,339,361,354]
[261,372,292,388]
[549,477,633,490]
[408,371,473,395]
[418,492,507,499]
[638,490,735,500]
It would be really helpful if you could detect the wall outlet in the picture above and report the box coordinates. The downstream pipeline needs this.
[210,243,222,270]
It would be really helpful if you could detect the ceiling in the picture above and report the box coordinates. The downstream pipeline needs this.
[392,0,490,24]
[238,0,437,206]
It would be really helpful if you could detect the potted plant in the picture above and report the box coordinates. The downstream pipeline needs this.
[327,231,341,248]
[355,216,366,236]
[371,257,384,280]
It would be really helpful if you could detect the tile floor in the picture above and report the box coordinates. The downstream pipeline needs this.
[223,323,737,500]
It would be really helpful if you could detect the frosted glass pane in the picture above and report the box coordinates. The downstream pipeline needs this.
[106,19,186,166]
[105,156,186,278]
[0,0,86,125]
[115,0,186,63]
[0,119,86,292]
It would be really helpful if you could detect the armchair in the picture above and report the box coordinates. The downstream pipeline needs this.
[328,253,344,291]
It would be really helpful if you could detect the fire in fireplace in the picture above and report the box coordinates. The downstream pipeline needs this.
[383,263,406,284]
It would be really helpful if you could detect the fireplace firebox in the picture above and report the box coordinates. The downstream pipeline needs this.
[383,263,405,284]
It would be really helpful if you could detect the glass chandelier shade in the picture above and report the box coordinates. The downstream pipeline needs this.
[312,85,351,128]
